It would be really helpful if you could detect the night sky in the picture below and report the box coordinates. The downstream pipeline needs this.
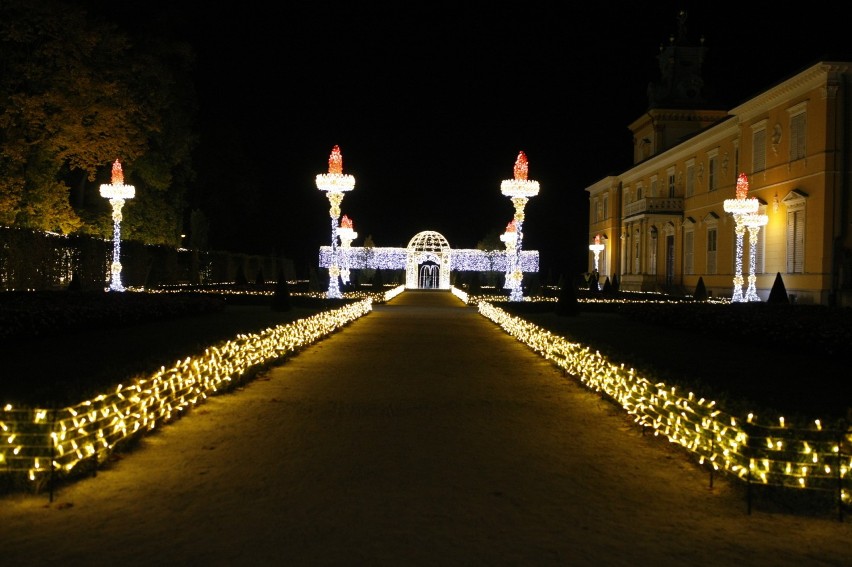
[103,1,851,280]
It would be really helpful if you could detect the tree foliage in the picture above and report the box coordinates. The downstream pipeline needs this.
[0,0,197,245]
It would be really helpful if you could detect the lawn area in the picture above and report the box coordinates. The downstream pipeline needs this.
[497,298,851,427]
[0,290,350,407]
[1,287,849,429]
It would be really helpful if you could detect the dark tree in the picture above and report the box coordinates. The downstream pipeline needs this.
[555,278,579,317]
[271,270,292,312]
[234,263,248,286]
[372,268,385,290]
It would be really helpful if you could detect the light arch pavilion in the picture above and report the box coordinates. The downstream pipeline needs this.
[319,230,539,290]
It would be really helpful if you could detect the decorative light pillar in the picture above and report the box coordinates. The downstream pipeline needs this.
[500,151,539,301]
[743,212,769,302]
[99,159,135,292]
[723,173,758,302]
[589,233,605,274]
[499,220,518,290]
[316,145,355,298]
[337,214,357,285]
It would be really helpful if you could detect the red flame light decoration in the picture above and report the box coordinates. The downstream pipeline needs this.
[328,145,344,174]
[111,159,124,185]
[513,151,529,181]
[340,214,353,229]
[735,172,749,200]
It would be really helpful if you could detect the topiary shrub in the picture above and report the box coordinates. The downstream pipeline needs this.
[271,272,292,312]
[555,279,579,317]
[767,272,790,304]
[693,276,708,301]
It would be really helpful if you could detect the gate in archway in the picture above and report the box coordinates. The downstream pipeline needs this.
[419,262,439,288]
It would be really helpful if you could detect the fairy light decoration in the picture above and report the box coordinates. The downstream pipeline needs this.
[316,145,355,298]
[99,159,135,291]
[337,214,358,285]
[589,233,605,275]
[500,151,540,301]
[743,212,769,301]
[500,220,519,290]
[723,173,759,302]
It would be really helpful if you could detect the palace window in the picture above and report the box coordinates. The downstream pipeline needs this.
[667,168,676,197]
[685,160,695,198]
[704,212,719,275]
[784,191,808,273]
[752,121,767,172]
[789,102,807,162]
[708,149,719,192]
[683,218,695,275]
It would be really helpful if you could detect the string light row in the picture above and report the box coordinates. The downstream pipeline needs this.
[476,300,849,503]
[1,298,373,486]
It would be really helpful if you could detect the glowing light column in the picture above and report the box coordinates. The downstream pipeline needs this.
[589,233,605,274]
[723,173,758,303]
[500,151,539,302]
[500,220,518,290]
[743,212,768,302]
[337,214,357,285]
[316,145,355,298]
[99,159,135,292]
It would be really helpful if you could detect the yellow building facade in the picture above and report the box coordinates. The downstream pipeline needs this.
[586,59,852,306]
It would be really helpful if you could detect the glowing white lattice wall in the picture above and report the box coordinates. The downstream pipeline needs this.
[318,232,539,290]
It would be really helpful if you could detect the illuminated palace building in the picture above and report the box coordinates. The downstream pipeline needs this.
[586,15,852,306]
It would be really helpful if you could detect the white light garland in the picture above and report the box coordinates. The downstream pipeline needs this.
[318,246,540,273]
[589,233,605,276]
[337,215,357,285]
[744,213,769,302]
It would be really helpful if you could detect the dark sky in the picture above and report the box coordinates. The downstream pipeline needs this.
[105,1,851,280]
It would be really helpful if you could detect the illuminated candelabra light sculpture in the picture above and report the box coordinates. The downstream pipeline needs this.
[723,173,759,302]
[337,214,357,285]
[499,220,518,290]
[99,159,135,292]
[500,151,539,301]
[744,212,768,302]
[589,233,605,275]
[316,145,355,298]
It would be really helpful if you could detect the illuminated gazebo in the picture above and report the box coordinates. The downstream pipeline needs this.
[405,231,452,289]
